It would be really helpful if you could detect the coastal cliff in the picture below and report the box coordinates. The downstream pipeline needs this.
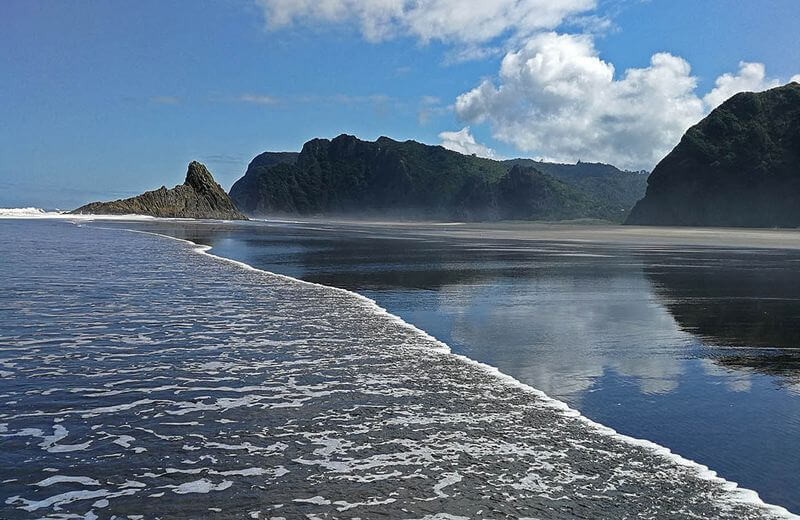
[229,134,645,222]
[72,161,247,220]
[626,82,800,227]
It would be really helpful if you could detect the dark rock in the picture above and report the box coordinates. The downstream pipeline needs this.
[72,161,247,220]
[626,82,800,227]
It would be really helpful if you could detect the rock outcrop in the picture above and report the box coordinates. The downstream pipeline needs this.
[626,82,800,227]
[72,161,247,220]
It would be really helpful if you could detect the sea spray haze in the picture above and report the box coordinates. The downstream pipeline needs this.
[229,135,646,221]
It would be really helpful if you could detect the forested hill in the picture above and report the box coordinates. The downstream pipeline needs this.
[503,159,648,214]
[627,82,800,227]
[229,134,648,222]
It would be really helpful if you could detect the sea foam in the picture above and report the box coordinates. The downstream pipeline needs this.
[137,226,798,519]
[2,217,798,519]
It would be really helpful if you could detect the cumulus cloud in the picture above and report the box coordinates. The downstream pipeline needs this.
[255,0,596,44]
[455,32,705,169]
[703,62,781,109]
[454,33,796,170]
[439,127,496,158]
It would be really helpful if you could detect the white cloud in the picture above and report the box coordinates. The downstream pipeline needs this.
[790,74,800,83]
[455,33,704,170]
[703,62,781,109]
[454,33,797,170]
[418,95,450,125]
[439,127,496,158]
[238,94,278,105]
[255,0,596,44]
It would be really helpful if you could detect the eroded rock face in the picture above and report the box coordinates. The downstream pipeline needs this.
[72,161,247,220]
[626,82,800,227]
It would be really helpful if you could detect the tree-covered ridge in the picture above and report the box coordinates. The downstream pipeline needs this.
[627,82,800,227]
[503,159,648,214]
[230,134,648,222]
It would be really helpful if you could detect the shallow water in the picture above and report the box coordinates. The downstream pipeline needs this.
[0,218,798,518]
[98,218,800,514]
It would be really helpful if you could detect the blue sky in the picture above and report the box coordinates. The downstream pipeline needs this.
[2,0,799,208]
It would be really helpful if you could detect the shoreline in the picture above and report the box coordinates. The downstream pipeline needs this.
[5,208,800,250]
[3,212,799,516]
[101,219,798,519]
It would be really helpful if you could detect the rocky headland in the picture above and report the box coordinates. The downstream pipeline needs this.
[72,161,247,220]
[627,82,800,227]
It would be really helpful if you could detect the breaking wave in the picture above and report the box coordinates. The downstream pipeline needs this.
[0,207,58,217]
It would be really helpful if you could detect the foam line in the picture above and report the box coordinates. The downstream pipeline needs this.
[0,207,59,218]
[0,208,247,222]
[90,222,799,519]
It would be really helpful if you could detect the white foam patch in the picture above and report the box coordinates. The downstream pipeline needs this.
[333,497,396,511]
[213,467,270,477]
[5,490,110,512]
[34,476,101,487]
[170,479,233,494]
[120,480,147,488]
[409,515,469,520]
[433,472,462,498]
[0,207,55,217]
[38,424,69,450]
[112,435,136,448]
[293,496,331,505]
[0,207,245,222]
[47,441,93,453]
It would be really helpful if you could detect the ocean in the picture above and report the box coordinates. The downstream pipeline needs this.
[1,216,799,519]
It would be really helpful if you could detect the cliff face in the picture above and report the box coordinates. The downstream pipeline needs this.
[626,82,800,227]
[229,134,638,222]
[72,161,247,220]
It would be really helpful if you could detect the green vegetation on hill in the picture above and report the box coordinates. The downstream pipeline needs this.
[248,151,300,170]
[230,134,648,222]
[627,82,800,227]
[504,159,648,213]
